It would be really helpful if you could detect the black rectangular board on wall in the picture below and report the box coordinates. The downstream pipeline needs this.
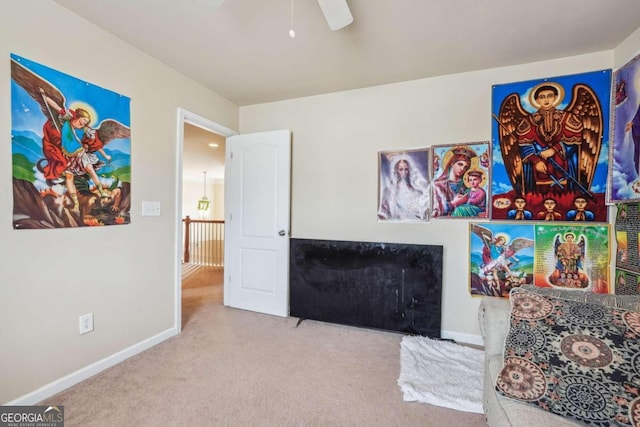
[289,238,443,337]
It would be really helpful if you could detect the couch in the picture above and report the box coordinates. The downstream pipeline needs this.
[478,285,640,427]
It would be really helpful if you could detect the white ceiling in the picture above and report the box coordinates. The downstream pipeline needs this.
[54,0,640,106]
[183,123,226,182]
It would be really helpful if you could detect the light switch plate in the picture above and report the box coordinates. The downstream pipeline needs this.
[142,201,161,217]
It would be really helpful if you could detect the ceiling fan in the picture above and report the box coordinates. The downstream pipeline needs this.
[317,0,353,31]
[214,0,353,33]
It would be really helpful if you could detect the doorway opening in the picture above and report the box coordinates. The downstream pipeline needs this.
[176,108,236,331]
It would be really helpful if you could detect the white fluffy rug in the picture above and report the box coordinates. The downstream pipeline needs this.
[398,335,484,414]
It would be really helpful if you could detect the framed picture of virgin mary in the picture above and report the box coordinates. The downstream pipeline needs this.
[431,141,490,219]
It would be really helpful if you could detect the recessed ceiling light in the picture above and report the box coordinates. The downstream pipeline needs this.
[208,143,219,148]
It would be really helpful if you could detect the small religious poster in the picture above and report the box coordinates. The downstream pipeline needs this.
[491,69,612,222]
[11,54,131,229]
[431,142,490,219]
[469,222,535,297]
[614,203,640,295]
[615,269,640,295]
[609,52,640,202]
[377,148,430,222]
[534,224,610,293]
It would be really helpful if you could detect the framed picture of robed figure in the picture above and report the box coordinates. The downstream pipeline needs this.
[610,52,640,203]
[377,148,430,222]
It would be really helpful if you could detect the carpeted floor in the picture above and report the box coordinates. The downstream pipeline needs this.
[40,267,487,426]
[181,263,220,283]
[182,266,223,327]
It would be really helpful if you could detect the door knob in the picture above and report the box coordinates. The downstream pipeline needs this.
[278,230,287,236]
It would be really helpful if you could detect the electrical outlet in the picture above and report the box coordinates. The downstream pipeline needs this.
[79,313,94,335]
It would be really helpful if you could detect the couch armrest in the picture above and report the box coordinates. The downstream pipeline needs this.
[478,297,511,357]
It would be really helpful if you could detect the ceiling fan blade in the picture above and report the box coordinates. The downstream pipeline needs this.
[317,0,353,31]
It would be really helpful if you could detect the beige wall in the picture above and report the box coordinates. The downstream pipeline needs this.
[615,26,640,68]
[239,50,616,342]
[213,181,225,221]
[0,1,238,403]
[182,179,217,220]
[181,180,224,221]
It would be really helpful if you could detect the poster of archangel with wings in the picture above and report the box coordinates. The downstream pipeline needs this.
[11,54,131,229]
[469,222,535,297]
[491,70,611,222]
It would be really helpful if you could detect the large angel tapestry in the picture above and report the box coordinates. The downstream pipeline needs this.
[491,70,612,222]
[11,54,131,229]
[610,52,640,202]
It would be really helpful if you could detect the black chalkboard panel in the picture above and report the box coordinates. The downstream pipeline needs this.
[290,239,443,337]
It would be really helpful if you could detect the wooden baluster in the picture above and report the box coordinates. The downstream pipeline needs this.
[183,216,191,263]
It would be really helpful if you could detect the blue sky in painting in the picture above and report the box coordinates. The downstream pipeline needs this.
[469,222,535,256]
[10,53,130,156]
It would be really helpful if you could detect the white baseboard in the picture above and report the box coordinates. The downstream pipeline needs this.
[441,330,483,347]
[6,327,178,405]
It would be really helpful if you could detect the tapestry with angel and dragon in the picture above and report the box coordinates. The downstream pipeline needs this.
[11,54,131,229]
[491,70,612,223]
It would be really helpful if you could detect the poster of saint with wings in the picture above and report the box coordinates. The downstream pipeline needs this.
[491,70,611,223]
[11,54,131,229]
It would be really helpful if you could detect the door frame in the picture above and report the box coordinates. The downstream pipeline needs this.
[175,108,236,332]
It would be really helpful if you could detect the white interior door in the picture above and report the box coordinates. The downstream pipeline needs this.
[224,129,291,317]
